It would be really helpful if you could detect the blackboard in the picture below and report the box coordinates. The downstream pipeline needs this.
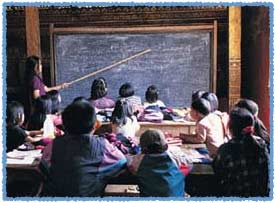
[52,26,216,108]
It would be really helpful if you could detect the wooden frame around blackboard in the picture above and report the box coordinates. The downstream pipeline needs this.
[50,21,218,93]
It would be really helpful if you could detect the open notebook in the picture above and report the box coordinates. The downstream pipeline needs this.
[6,149,42,166]
[180,147,211,163]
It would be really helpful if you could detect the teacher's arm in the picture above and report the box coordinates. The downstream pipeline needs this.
[44,82,69,92]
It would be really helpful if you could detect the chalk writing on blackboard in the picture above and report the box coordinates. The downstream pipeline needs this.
[53,30,214,108]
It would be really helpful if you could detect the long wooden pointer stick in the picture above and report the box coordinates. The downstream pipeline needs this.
[67,49,151,85]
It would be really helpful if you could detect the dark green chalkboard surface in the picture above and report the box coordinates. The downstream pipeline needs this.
[52,26,216,108]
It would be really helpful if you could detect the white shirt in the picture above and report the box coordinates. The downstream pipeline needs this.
[143,100,166,109]
[115,116,140,144]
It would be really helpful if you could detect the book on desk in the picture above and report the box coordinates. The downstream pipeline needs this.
[6,149,42,167]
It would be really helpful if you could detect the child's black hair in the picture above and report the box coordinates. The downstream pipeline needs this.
[191,90,206,103]
[119,82,134,98]
[140,129,168,154]
[47,90,60,114]
[62,99,96,134]
[6,101,24,126]
[235,99,258,115]
[235,99,269,144]
[191,98,211,116]
[145,85,159,103]
[228,107,266,154]
[28,95,52,130]
[111,99,133,126]
[229,107,254,138]
[202,92,219,112]
[72,96,88,104]
[90,77,107,100]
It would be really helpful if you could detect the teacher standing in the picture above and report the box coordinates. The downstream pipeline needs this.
[24,55,69,118]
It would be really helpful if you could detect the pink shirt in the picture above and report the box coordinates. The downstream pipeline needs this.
[183,113,225,157]
[89,97,115,109]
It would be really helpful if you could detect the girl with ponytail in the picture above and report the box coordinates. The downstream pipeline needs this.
[213,107,269,197]
[235,99,269,145]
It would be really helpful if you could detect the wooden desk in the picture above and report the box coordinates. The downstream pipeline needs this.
[95,120,196,137]
[106,162,216,197]
[186,163,218,196]
[104,184,139,197]
[6,158,40,169]
[6,159,43,197]
[138,121,196,137]
[6,144,216,197]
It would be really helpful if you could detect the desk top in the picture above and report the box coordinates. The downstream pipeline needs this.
[6,159,40,169]
[191,163,214,175]
[6,149,42,169]
[101,120,196,126]
[181,144,206,149]
[6,144,213,175]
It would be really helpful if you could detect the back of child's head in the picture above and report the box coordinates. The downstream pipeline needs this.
[202,92,219,112]
[235,99,269,144]
[229,107,254,137]
[90,77,107,100]
[235,99,258,116]
[119,82,134,98]
[62,99,96,134]
[7,101,24,126]
[111,99,133,126]
[140,129,168,154]
[47,90,61,114]
[191,90,206,103]
[191,98,211,116]
[72,96,88,104]
[33,95,52,115]
[28,95,52,130]
[145,85,159,103]
[229,107,265,155]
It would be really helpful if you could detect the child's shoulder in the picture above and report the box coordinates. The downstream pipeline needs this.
[8,125,25,132]
[200,112,221,125]
[157,100,166,107]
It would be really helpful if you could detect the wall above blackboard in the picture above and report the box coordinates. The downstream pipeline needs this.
[51,24,217,108]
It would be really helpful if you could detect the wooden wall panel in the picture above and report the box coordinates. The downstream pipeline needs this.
[241,7,270,132]
[228,7,241,109]
[25,7,41,57]
[6,6,228,107]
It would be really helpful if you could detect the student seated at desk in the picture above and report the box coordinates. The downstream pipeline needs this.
[140,85,164,122]
[183,90,206,122]
[202,92,230,141]
[213,107,269,197]
[47,90,63,128]
[118,82,143,116]
[42,97,101,167]
[27,95,59,146]
[143,85,166,109]
[42,99,126,197]
[110,99,140,147]
[180,98,225,158]
[6,101,43,152]
[127,129,192,197]
[88,77,115,109]
[28,95,52,131]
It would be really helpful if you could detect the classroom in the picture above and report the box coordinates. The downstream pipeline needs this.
[4,3,272,199]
